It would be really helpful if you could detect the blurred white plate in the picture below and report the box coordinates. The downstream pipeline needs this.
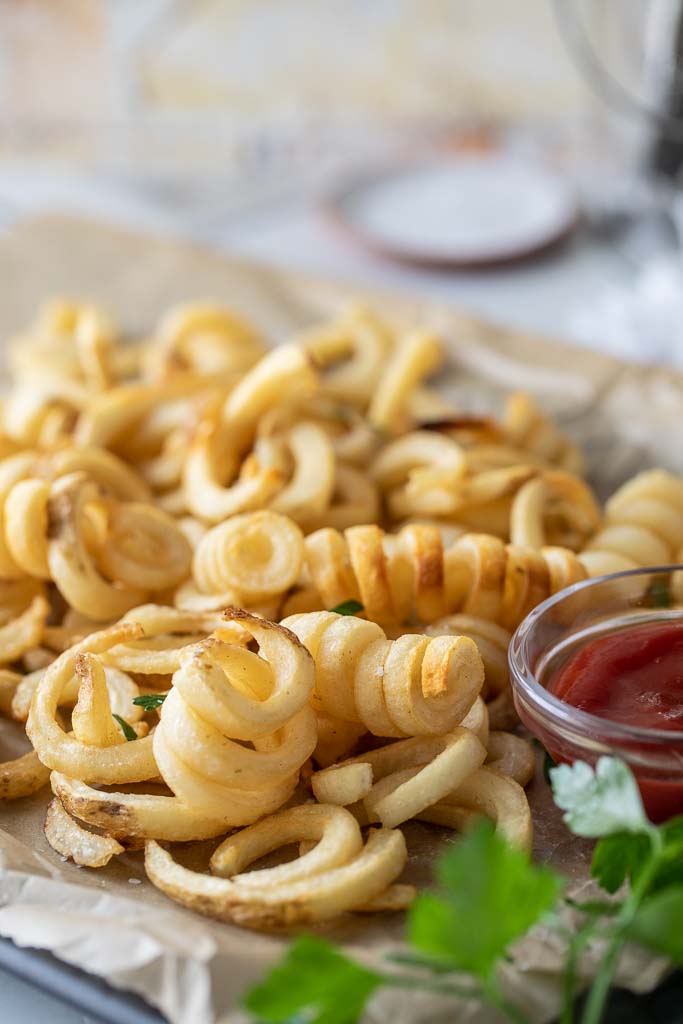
[326,154,578,268]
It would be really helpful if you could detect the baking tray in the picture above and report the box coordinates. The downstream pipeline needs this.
[0,937,164,1023]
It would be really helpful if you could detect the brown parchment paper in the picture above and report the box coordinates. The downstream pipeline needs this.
[0,215,679,1023]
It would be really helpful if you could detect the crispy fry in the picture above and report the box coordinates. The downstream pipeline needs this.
[27,623,157,784]
[283,610,484,737]
[418,766,533,851]
[0,748,50,800]
[146,805,407,929]
[44,797,124,867]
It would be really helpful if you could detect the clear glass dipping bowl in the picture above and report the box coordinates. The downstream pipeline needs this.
[509,565,683,821]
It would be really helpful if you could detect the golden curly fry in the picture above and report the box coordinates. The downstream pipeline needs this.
[188,510,304,608]
[96,501,191,591]
[0,748,51,800]
[509,470,601,551]
[294,523,587,630]
[282,610,483,737]
[303,303,392,405]
[312,714,367,768]
[182,399,287,523]
[372,430,467,499]
[268,421,336,521]
[0,667,50,801]
[313,727,488,830]
[8,299,119,401]
[148,303,266,379]
[0,594,49,665]
[99,604,249,675]
[44,797,124,867]
[425,615,511,701]
[145,804,408,929]
[367,330,443,434]
[49,613,316,842]
[37,473,189,619]
[486,731,536,786]
[27,622,157,784]
[418,766,533,851]
[502,393,583,474]
[581,469,683,575]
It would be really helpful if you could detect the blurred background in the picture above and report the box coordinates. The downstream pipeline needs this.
[2,0,683,361]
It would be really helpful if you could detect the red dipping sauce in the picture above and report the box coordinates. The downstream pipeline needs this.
[551,621,683,732]
[548,621,683,821]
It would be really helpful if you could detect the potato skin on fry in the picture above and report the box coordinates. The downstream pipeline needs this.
[0,749,50,800]
[44,797,124,868]
[145,813,407,930]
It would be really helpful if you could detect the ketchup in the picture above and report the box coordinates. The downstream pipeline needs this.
[549,621,683,821]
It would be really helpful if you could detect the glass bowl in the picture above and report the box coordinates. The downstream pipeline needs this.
[509,565,683,821]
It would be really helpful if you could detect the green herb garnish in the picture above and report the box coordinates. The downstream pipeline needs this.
[245,936,382,1024]
[244,757,683,1024]
[330,600,364,617]
[112,713,136,741]
[245,819,561,1024]
[644,579,671,608]
[132,693,167,712]
[549,757,683,1024]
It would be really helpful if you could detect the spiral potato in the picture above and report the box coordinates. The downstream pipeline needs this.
[296,523,587,629]
[0,445,188,618]
[51,612,317,841]
[27,622,157,784]
[146,804,410,928]
[502,392,583,474]
[8,299,119,400]
[282,609,484,737]
[367,329,443,434]
[509,470,601,551]
[425,615,511,700]
[580,469,683,576]
[177,509,305,614]
[147,303,266,379]
[302,303,392,404]
[0,665,51,799]
[30,473,190,619]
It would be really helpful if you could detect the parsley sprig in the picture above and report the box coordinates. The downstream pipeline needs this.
[552,758,683,1024]
[112,713,136,741]
[329,599,364,616]
[132,693,167,712]
[245,819,560,1024]
[244,757,683,1024]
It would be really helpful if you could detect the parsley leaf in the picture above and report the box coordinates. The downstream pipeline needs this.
[330,600,364,616]
[132,693,167,711]
[649,819,683,894]
[112,713,136,741]
[591,833,651,894]
[550,757,650,837]
[408,819,562,979]
[243,935,382,1024]
[590,823,683,897]
[644,579,671,608]
[628,886,683,964]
